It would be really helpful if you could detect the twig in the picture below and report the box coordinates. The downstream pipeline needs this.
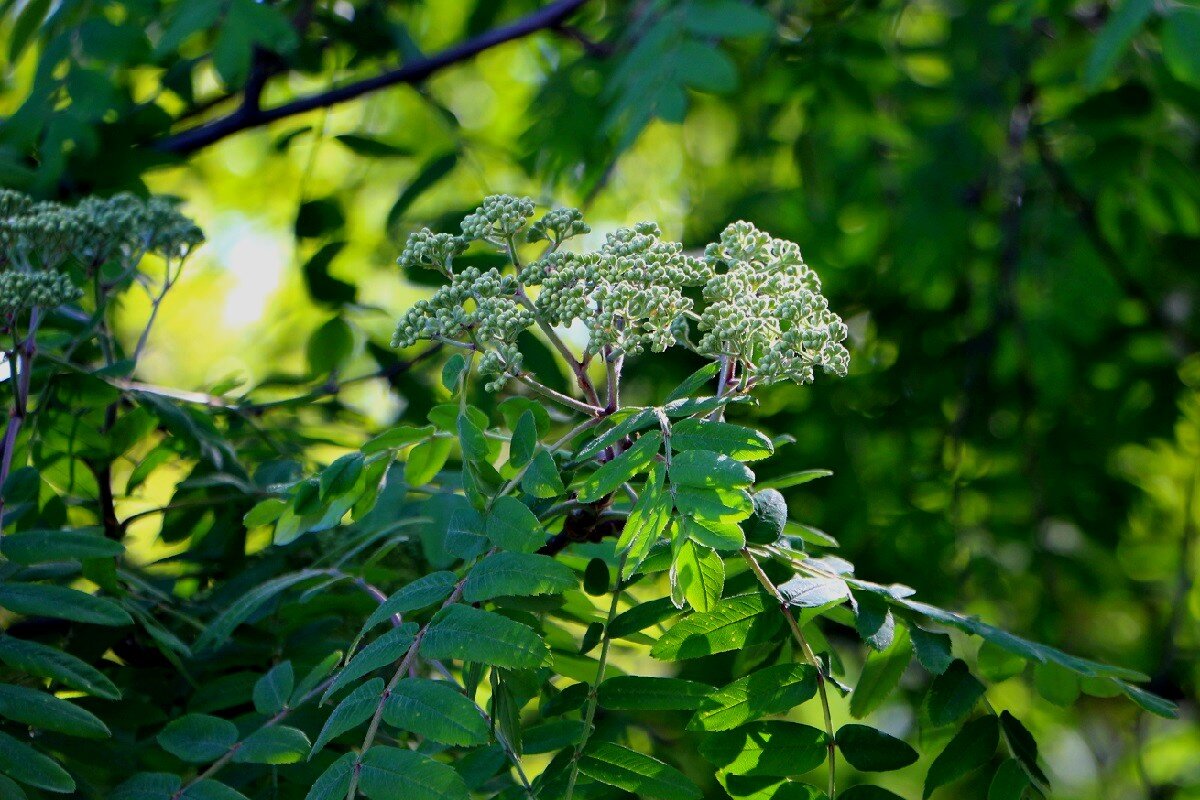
[154,0,592,155]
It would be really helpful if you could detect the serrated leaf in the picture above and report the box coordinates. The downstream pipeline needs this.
[925,660,985,726]
[405,438,452,486]
[688,663,818,732]
[651,593,781,660]
[988,759,1030,800]
[383,678,488,746]
[909,627,953,675]
[854,593,896,651]
[757,470,832,490]
[363,425,435,454]
[670,418,773,461]
[780,575,850,609]
[0,583,131,626]
[510,411,538,469]
[254,662,294,715]
[463,551,575,602]
[358,745,469,800]
[665,363,720,402]
[232,726,310,764]
[574,409,659,462]
[997,711,1049,789]
[0,636,120,699]
[576,431,662,502]
[324,624,418,701]
[196,571,325,650]
[682,516,745,551]
[672,539,724,612]
[0,684,109,738]
[305,752,356,800]
[610,596,680,639]
[356,572,457,644]
[310,678,383,757]
[158,714,238,763]
[698,721,828,777]
[849,627,911,718]
[674,485,754,524]
[924,715,999,798]
[836,724,918,772]
[521,449,565,499]
[578,742,701,800]
[597,676,712,711]
[670,449,755,490]
[0,730,74,793]
[420,605,547,670]
[618,463,672,576]
[0,528,122,564]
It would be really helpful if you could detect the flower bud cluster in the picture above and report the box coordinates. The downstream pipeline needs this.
[697,221,849,384]
[522,222,711,356]
[525,207,590,245]
[397,228,466,275]
[0,190,202,322]
[460,195,536,243]
[391,266,532,361]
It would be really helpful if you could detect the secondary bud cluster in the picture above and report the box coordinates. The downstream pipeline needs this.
[0,190,202,329]
[522,222,710,356]
[392,197,850,393]
[698,221,849,385]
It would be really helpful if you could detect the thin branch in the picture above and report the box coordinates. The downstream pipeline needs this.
[154,0,592,155]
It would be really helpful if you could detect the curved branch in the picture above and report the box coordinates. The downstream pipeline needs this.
[155,0,591,156]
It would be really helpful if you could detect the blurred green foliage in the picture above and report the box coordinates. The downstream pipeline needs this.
[1,0,1198,798]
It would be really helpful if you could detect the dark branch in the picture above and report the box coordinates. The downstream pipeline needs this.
[155,0,591,156]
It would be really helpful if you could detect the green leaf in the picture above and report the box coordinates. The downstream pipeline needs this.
[521,449,565,499]
[836,724,918,772]
[405,438,452,486]
[158,714,238,763]
[988,759,1030,800]
[855,593,896,651]
[7,0,49,64]
[670,419,773,461]
[457,413,489,464]
[0,583,131,626]
[576,431,662,502]
[324,624,419,701]
[0,635,120,699]
[358,746,469,800]
[838,787,905,800]
[293,652,343,705]
[688,663,818,732]
[672,539,725,611]
[680,517,742,553]
[651,593,781,660]
[578,742,701,800]
[0,684,109,738]
[305,752,356,800]
[670,449,755,489]
[978,642,1026,682]
[388,153,459,231]
[523,720,586,754]
[997,711,1049,789]
[610,596,680,639]
[463,551,575,602]
[420,605,547,670]
[1163,7,1200,84]
[0,528,122,564]
[335,134,414,158]
[925,660,985,726]
[909,627,953,675]
[0,730,74,793]
[684,1,775,37]
[510,411,538,469]
[195,571,325,650]
[383,678,488,746]
[574,409,658,462]
[674,485,754,525]
[745,489,787,544]
[849,627,911,718]
[232,726,310,764]
[779,576,850,609]
[363,425,435,454]
[598,676,712,711]
[253,662,294,715]
[584,558,611,595]
[182,779,250,800]
[1033,661,1080,707]
[320,453,364,500]
[924,715,999,798]
[664,363,719,402]
[618,463,672,576]
[757,470,832,490]
[307,316,354,375]
[698,721,828,777]
[485,496,545,553]
[243,498,287,528]
[112,772,180,800]
[357,572,457,643]
[1118,680,1179,719]
[1084,0,1153,88]
[310,678,384,757]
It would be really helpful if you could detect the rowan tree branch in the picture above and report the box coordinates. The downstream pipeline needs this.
[154,0,591,156]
